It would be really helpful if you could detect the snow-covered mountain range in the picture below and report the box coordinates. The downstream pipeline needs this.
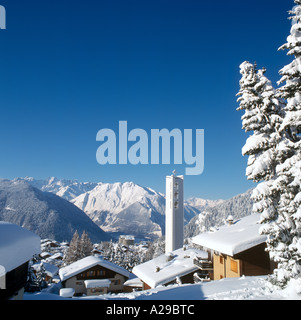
[184,188,254,238]
[15,177,97,201]
[12,177,253,241]
[70,181,166,239]
[0,179,110,242]
[17,177,204,239]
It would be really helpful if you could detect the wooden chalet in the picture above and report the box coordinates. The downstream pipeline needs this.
[192,214,275,280]
[59,256,130,296]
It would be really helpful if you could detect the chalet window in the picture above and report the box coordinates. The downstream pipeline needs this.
[230,259,238,273]
[91,288,104,293]
[76,281,83,285]
[114,279,120,285]
[78,270,107,280]
[219,256,223,264]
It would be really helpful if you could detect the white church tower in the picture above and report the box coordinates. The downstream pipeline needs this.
[165,171,184,253]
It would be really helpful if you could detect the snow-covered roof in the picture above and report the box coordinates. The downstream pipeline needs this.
[40,251,52,258]
[84,279,111,288]
[120,235,135,240]
[59,256,130,281]
[192,213,267,256]
[123,277,143,287]
[0,222,41,273]
[32,262,59,277]
[132,247,208,288]
[48,252,64,260]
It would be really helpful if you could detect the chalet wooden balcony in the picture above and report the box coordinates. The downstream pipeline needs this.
[193,257,213,271]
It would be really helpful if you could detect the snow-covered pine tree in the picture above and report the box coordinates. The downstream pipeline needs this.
[113,243,126,268]
[274,0,301,287]
[237,61,285,284]
[98,240,113,261]
[25,261,40,292]
[64,230,81,265]
[236,61,282,184]
[25,259,47,292]
[237,61,282,179]
[35,263,48,289]
[278,0,301,142]
[80,230,93,258]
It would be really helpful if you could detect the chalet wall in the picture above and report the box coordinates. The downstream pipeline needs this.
[180,272,195,284]
[76,265,116,280]
[142,281,151,291]
[213,254,225,280]
[213,243,273,280]
[86,286,108,296]
[213,254,243,280]
[226,256,242,278]
[110,273,126,292]
[64,276,85,295]
[235,243,272,276]
[123,284,142,293]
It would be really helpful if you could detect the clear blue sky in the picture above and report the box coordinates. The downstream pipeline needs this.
[0,0,293,199]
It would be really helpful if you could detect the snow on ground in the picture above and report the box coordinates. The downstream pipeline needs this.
[23,275,301,300]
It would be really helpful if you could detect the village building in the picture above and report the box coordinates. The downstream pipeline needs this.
[32,261,59,284]
[132,247,208,290]
[39,251,52,260]
[119,235,135,246]
[92,247,102,255]
[192,213,275,280]
[0,222,41,300]
[59,255,130,296]
[41,239,60,249]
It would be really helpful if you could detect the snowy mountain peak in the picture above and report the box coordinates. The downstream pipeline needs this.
[74,181,162,211]
[16,176,98,201]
